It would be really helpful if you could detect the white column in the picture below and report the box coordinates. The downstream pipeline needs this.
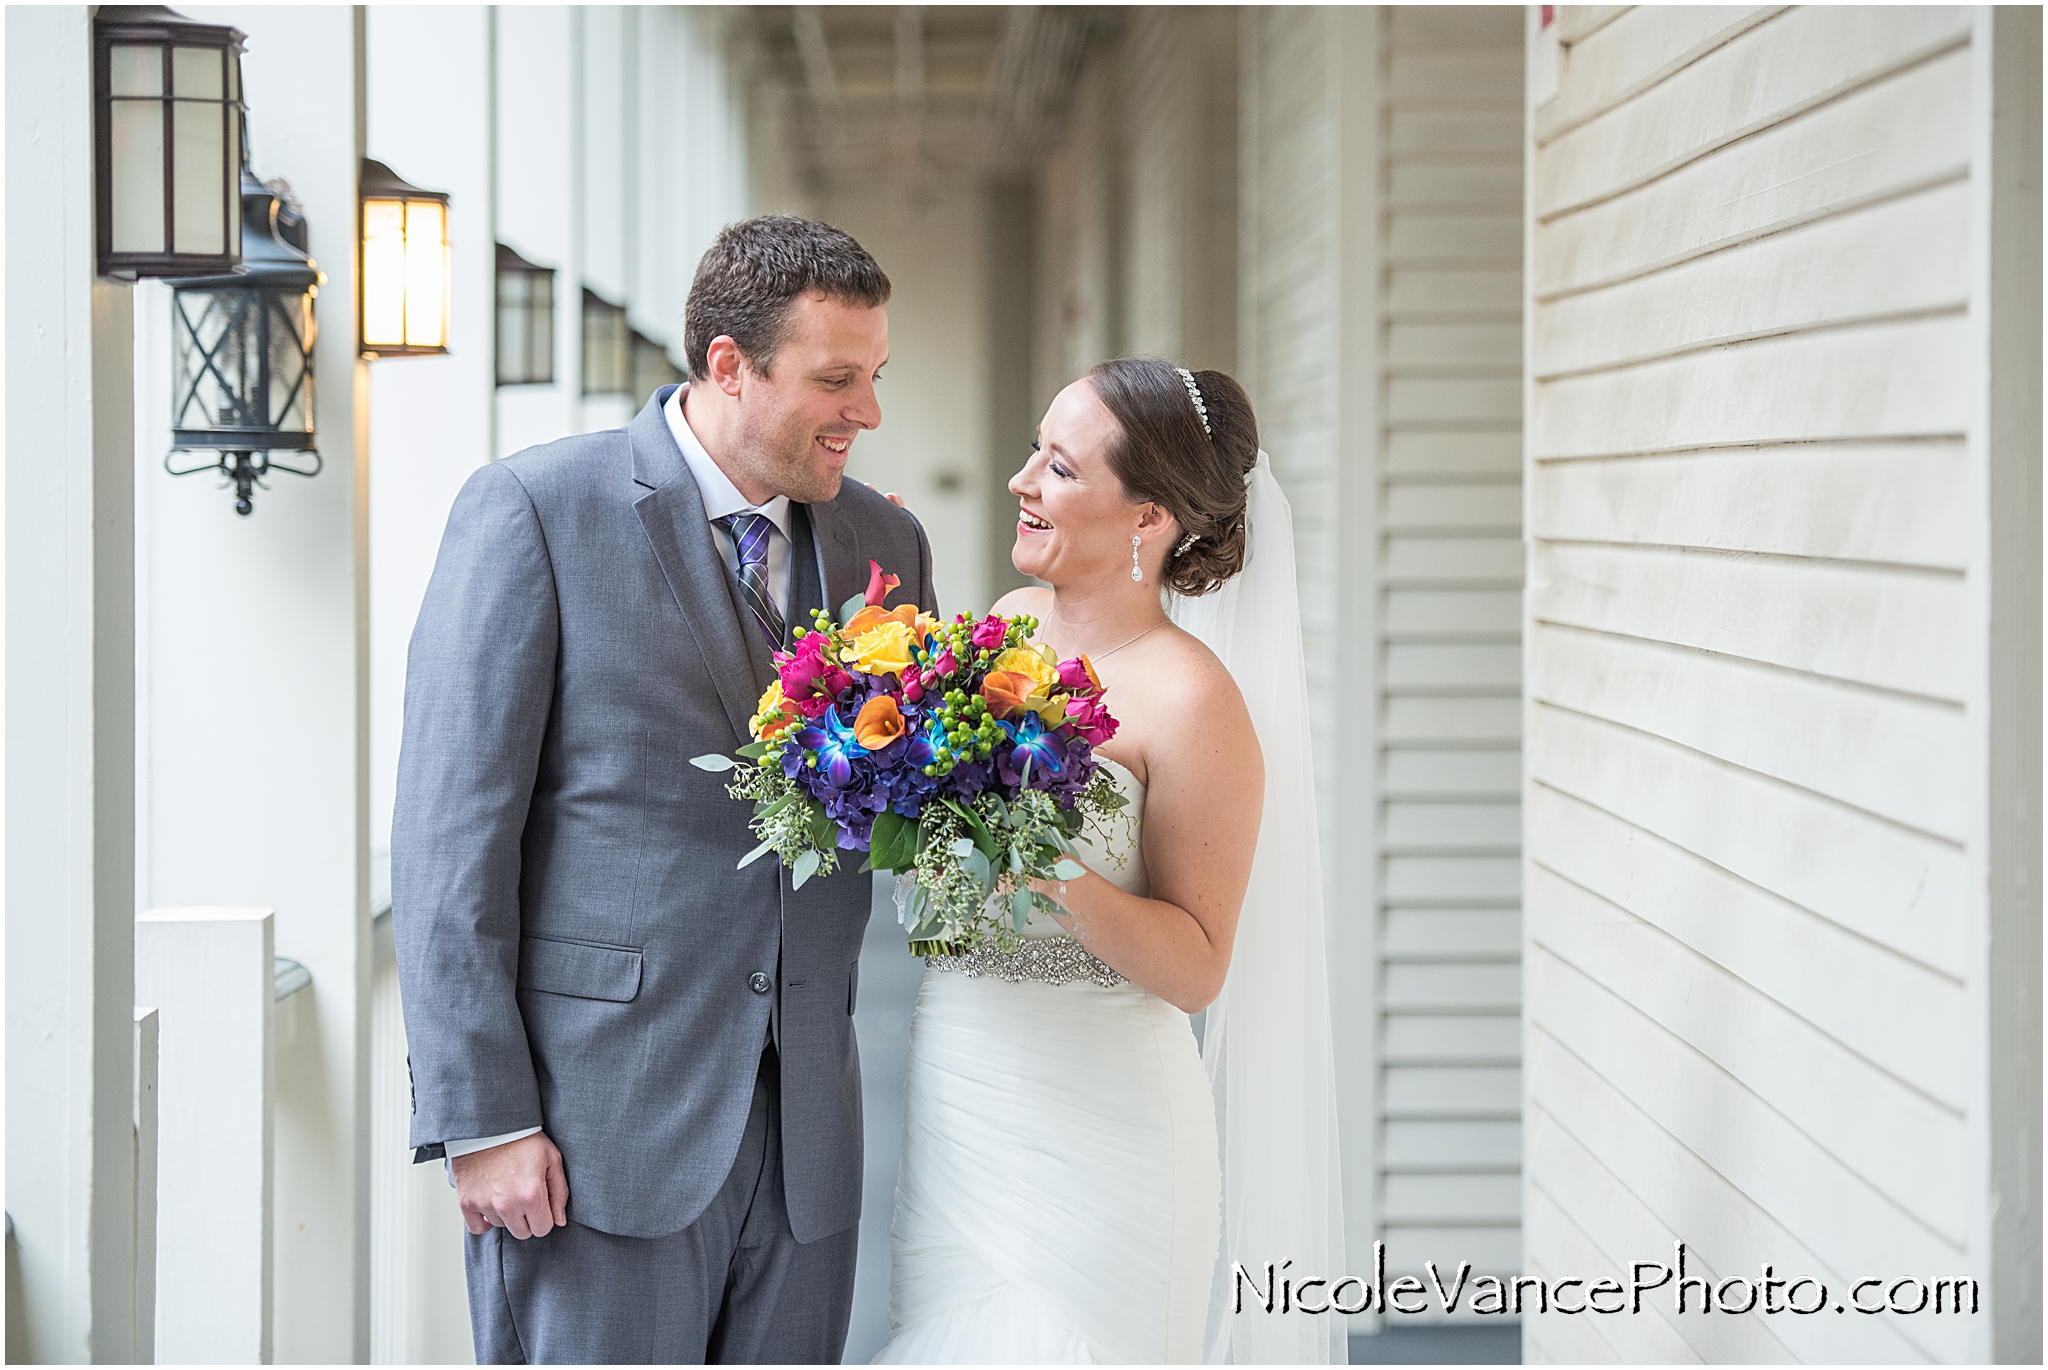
[363,11,497,1358]
[4,6,141,1361]
[135,907,275,1363]
[366,3,498,863]
[139,6,371,1361]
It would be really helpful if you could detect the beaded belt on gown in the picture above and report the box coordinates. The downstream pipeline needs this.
[923,935,1126,988]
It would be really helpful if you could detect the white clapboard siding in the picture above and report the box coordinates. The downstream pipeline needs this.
[1374,6,1526,1297]
[1530,867,1969,1243]
[1529,441,1970,569]
[1534,6,1973,218]
[1536,44,1972,297]
[1534,6,1784,145]
[1527,8,2031,1362]
[1531,540,1970,701]
[1527,1112,1799,1363]
[1534,179,1970,377]
[1529,622,1968,838]
[1527,783,1968,1107]
[1522,1185,1702,1364]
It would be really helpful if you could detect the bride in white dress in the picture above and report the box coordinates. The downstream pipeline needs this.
[874,360,1346,1365]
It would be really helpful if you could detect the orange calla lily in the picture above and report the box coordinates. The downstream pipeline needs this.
[845,602,920,637]
[979,669,1036,719]
[853,695,907,750]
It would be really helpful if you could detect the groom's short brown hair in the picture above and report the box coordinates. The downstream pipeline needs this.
[683,215,891,382]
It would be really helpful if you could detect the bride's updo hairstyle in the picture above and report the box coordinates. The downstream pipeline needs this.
[1085,358,1259,597]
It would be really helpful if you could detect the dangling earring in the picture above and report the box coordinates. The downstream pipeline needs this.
[1130,535,1143,583]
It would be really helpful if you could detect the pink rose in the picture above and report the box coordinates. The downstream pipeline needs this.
[778,634,851,712]
[1056,654,1103,694]
[1063,695,1118,746]
[932,648,958,678]
[970,614,1008,651]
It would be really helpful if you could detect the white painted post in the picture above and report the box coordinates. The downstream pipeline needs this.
[4,5,141,1361]
[133,1008,159,1365]
[135,907,275,1364]
[136,7,373,1361]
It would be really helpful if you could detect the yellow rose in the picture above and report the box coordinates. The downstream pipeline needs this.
[1034,691,1071,729]
[842,619,915,677]
[990,646,1058,696]
[750,680,794,741]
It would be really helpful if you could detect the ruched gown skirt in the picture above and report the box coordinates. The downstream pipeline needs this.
[871,962,1222,1364]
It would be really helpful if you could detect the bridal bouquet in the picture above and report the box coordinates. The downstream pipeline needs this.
[692,561,1130,956]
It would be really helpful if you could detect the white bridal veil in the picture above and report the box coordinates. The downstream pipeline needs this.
[1171,452,1348,1364]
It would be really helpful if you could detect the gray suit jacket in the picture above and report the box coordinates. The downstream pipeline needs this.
[392,387,936,1241]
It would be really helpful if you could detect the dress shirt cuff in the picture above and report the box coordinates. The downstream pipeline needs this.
[443,1126,543,1159]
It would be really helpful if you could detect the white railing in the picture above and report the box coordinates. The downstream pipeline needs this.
[135,907,275,1364]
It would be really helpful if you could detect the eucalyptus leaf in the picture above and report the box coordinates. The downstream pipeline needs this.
[753,793,796,820]
[1053,858,1087,881]
[838,592,867,626]
[736,839,776,870]
[1008,845,1024,875]
[736,740,772,760]
[1010,887,1033,931]
[689,753,736,772]
[792,849,822,889]
[965,848,992,890]
[950,837,978,860]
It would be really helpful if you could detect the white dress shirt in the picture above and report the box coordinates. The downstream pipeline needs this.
[443,386,792,1164]
[666,383,794,612]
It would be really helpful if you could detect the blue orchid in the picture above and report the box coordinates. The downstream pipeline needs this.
[997,711,1065,787]
[795,708,868,788]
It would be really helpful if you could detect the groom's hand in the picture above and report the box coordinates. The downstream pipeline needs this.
[450,1131,570,1239]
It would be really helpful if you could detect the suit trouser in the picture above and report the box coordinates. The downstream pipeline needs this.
[463,1045,859,1364]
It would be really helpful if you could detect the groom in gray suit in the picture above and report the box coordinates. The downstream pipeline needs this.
[392,215,935,1363]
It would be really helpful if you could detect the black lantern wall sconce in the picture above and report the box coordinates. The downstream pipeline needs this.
[495,243,555,386]
[582,288,631,396]
[359,158,450,358]
[94,5,247,280]
[632,328,682,401]
[165,167,322,516]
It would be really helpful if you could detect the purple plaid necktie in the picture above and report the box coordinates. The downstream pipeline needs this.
[719,512,785,650]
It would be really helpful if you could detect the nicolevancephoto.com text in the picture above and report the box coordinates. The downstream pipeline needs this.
[1234,1244,1981,1320]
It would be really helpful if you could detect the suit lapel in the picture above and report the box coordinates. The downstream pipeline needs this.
[629,389,766,745]
[803,496,867,626]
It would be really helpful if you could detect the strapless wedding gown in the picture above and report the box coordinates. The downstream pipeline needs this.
[872,762,1222,1364]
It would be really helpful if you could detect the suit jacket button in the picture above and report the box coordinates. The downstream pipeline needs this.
[749,971,772,995]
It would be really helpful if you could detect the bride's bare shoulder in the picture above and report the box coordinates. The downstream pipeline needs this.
[1147,625,1251,720]
[989,585,1052,619]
